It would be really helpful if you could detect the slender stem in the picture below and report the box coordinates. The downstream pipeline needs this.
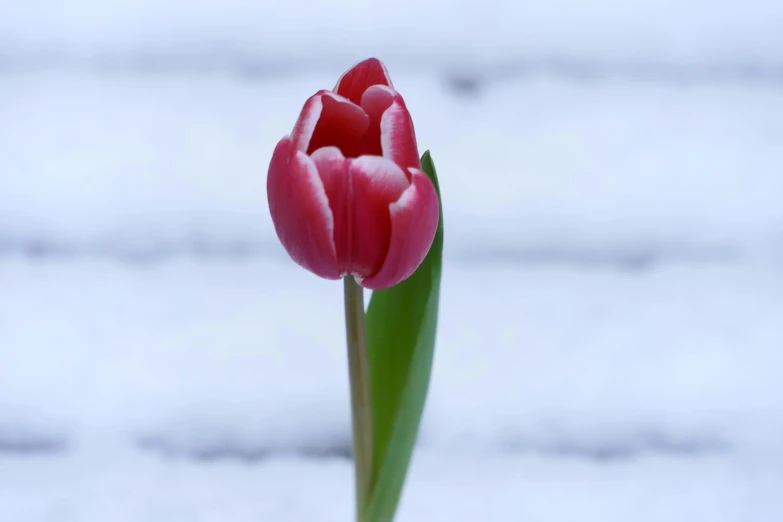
[343,276,374,522]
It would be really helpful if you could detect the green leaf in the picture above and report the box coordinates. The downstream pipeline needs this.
[364,151,444,522]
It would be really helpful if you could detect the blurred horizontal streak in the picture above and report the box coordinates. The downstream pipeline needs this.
[135,429,728,464]
[501,429,731,462]
[453,245,742,270]
[1,55,783,87]
[0,239,271,264]
[0,434,69,455]
[136,434,353,462]
[0,239,746,269]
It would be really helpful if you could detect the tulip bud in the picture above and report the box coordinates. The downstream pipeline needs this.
[267,58,439,290]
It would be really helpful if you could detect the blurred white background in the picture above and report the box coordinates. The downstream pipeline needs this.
[1,1,782,521]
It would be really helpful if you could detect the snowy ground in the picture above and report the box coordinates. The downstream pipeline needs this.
[1,260,782,521]
[3,0,783,71]
[2,1,783,520]
[2,71,782,262]
[3,450,783,522]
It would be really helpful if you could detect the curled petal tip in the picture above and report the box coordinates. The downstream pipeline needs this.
[334,58,394,105]
[359,169,439,290]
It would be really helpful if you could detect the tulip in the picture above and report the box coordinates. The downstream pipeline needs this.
[267,58,439,290]
[266,58,444,522]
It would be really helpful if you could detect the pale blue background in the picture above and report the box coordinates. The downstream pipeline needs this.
[1,1,782,520]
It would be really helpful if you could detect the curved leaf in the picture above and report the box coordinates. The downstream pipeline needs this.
[364,151,444,522]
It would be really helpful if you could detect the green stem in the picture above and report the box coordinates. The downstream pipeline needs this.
[343,275,374,522]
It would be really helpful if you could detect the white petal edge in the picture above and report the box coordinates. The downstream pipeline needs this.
[292,91,360,153]
[334,59,394,93]
[350,155,410,193]
[361,85,417,168]
[296,150,336,258]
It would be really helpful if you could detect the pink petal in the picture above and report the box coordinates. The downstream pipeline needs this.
[333,58,394,105]
[289,91,323,153]
[359,168,439,290]
[290,90,369,157]
[360,85,421,172]
[346,156,410,278]
[310,146,350,273]
[267,136,340,279]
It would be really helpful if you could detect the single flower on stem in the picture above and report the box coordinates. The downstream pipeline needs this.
[266,58,440,522]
